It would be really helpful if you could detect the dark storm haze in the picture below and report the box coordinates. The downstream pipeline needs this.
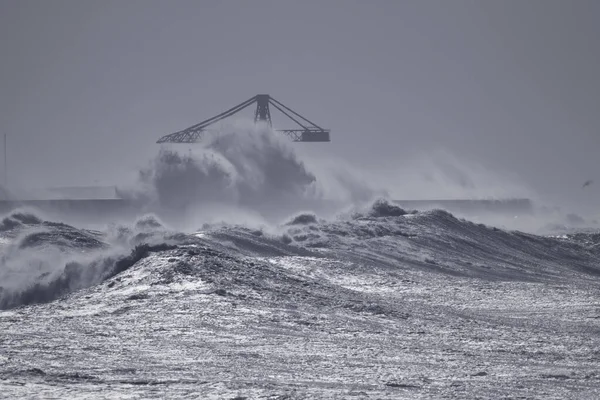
[1,0,600,221]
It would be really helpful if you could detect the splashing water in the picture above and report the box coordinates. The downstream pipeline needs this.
[120,124,384,228]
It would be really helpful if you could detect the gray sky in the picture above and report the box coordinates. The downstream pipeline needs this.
[1,0,599,210]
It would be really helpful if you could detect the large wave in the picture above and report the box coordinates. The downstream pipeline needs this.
[3,198,600,310]
[208,199,600,282]
[3,125,599,310]
[0,210,181,309]
[113,125,595,234]
[118,124,386,229]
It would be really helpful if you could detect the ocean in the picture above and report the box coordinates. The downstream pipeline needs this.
[1,128,599,399]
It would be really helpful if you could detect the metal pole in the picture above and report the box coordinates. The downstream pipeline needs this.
[4,134,6,189]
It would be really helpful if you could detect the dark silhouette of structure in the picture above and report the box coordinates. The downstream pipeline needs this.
[157,94,330,143]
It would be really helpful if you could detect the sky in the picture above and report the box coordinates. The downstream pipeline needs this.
[1,0,599,211]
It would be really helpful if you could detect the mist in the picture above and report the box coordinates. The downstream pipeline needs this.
[0,0,599,226]
[118,122,385,229]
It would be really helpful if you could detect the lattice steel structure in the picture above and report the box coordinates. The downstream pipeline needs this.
[156,94,330,143]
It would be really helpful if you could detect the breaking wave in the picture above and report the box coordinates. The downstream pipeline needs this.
[0,243,176,310]
[2,126,600,311]
[0,211,43,232]
[3,199,600,310]
[118,125,385,228]
[3,189,600,311]
[0,211,184,310]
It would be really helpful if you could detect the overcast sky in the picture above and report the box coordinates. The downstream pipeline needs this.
[1,0,599,210]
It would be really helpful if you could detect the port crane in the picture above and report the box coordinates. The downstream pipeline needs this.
[156,94,330,143]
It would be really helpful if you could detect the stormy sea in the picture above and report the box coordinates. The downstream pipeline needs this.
[2,128,600,399]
